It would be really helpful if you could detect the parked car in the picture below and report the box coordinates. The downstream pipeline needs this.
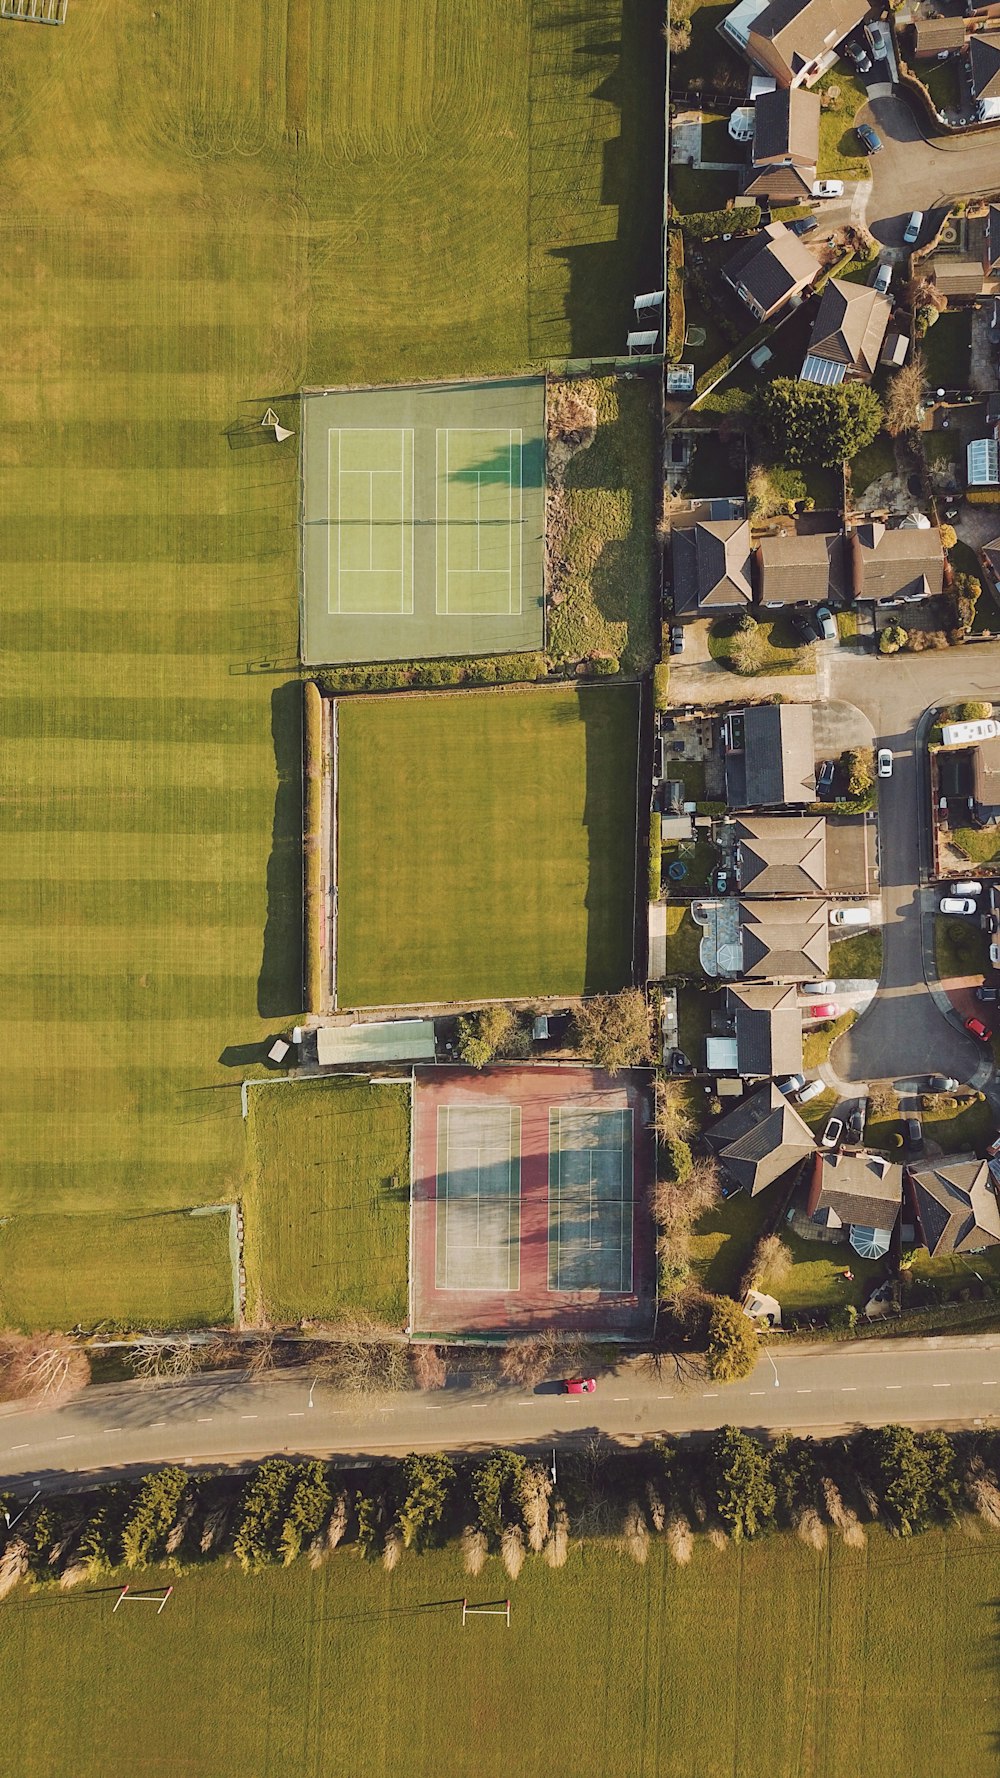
[803,980,836,995]
[864,19,892,60]
[815,605,837,642]
[856,121,882,152]
[976,984,999,1004]
[812,179,845,199]
[847,1106,864,1142]
[967,1017,993,1042]
[808,1001,840,1020]
[670,625,685,655]
[904,1115,923,1147]
[830,906,871,926]
[951,880,983,896]
[790,215,819,236]
[873,261,892,295]
[844,38,873,73]
[903,210,924,245]
[821,1116,844,1149]
[792,610,819,642]
[927,1075,959,1092]
[776,1073,807,1097]
[816,759,836,799]
[877,748,893,778]
[940,896,978,915]
[563,1377,596,1395]
[795,1078,826,1104]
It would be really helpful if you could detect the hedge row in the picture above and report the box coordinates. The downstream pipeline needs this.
[648,809,662,903]
[653,660,670,711]
[316,653,550,695]
[694,324,769,397]
[679,205,760,241]
[666,227,686,364]
[302,680,324,1016]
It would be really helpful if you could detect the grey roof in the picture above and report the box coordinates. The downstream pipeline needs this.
[970,30,1000,99]
[672,516,754,614]
[752,86,820,166]
[809,1150,902,1232]
[848,521,945,602]
[706,1082,815,1196]
[723,983,804,1074]
[747,0,868,76]
[739,898,830,980]
[806,279,892,376]
[733,814,827,895]
[908,1159,1000,1256]
[755,529,847,604]
[724,223,818,314]
[973,735,1000,816]
[725,702,816,808]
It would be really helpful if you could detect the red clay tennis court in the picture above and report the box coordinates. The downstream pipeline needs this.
[410,1065,655,1338]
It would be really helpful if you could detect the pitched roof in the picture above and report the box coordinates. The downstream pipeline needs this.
[973,735,1000,816]
[913,15,967,53]
[970,30,1000,99]
[733,814,827,894]
[987,206,1000,274]
[724,223,818,313]
[739,898,830,980]
[807,1150,902,1232]
[908,1159,1000,1256]
[725,702,816,807]
[805,279,892,375]
[706,1082,815,1195]
[755,529,847,604]
[983,536,1000,581]
[847,521,945,602]
[928,257,987,298]
[748,0,868,76]
[723,983,804,1074]
[752,86,820,166]
[672,516,754,614]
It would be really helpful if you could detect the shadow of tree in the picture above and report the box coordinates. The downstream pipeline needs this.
[257,682,304,1020]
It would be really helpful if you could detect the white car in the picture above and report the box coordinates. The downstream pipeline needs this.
[877,748,893,778]
[951,880,983,896]
[941,896,977,915]
[812,180,845,199]
[795,1078,826,1104]
[873,262,892,295]
[830,907,871,927]
[903,210,924,245]
[821,1116,844,1149]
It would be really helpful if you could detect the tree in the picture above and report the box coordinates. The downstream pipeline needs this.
[277,1462,333,1565]
[841,745,874,798]
[571,990,652,1073]
[938,523,957,551]
[470,1450,527,1545]
[754,379,883,468]
[709,1426,775,1540]
[666,0,694,53]
[0,1333,90,1406]
[947,700,993,723]
[395,1453,456,1551]
[233,1459,294,1571]
[949,571,982,637]
[878,620,907,656]
[456,1004,516,1068]
[660,1136,692,1185]
[129,1341,197,1383]
[654,1079,695,1145]
[742,1232,791,1293]
[883,354,925,438]
[705,1296,759,1383]
[120,1467,190,1569]
[857,1424,959,1536]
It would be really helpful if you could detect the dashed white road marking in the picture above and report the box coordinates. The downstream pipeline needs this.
[196,1417,213,1423]
[932,1383,950,1389]
[240,1414,258,1421]
[56,1435,75,1442]
[102,1428,123,1434]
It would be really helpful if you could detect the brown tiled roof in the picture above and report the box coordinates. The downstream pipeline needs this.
[756,529,847,604]
[752,86,820,166]
[739,898,830,980]
[725,223,818,313]
[973,735,1000,816]
[908,1159,1000,1257]
[806,279,892,375]
[733,814,828,895]
[807,1150,902,1232]
[723,983,804,1075]
[848,521,945,602]
[672,517,754,613]
[749,0,868,75]
[913,16,966,54]
[725,702,817,808]
[706,1082,815,1196]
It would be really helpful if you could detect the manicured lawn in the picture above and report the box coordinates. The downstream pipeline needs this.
[336,686,640,1006]
[923,431,962,469]
[664,905,705,977]
[660,759,707,802]
[803,1008,856,1070]
[922,311,973,389]
[5,1530,999,1778]
[243,1077,411,1326]
[549,374,660,674]
[918,1092,994,1155]
[829,931,883,980]
[0,1,664,1326]
[921,60,962,115]
[950,827,1000,866]
[851,433,896,494]
[663,834,717,891]
[796,1085,839,1130]
[689,1178,783,1296]
[763,1227,886,1313]
[699,115,738,163]
[670,164,737,214]
[676,984,718,1061]
[816,71,870,179]
[0,1211,233,1332]
[934,913,987,978]
[910,1244,1000,1286]
[707,615,815,675]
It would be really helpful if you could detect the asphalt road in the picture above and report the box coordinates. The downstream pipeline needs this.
[862,93,1000,248]
[3,1339,1000,1492]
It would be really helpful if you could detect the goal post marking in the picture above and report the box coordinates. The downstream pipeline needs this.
[462,1597,511,1627]
[113,1584,173,1615]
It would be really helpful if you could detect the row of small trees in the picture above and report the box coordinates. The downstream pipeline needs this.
[456,990,655,1075]
[3,1427,997,1599]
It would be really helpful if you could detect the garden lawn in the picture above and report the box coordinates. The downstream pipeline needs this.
[670,165,737,214]
[335,686,640,1007]
[919,1093,994,1155]
[664,905,705,977]
[851,433,896,495]
[950,827,1000,866]
[243,1077,410,1326]
[707,615,815,675]
[676,984,718,1062]
[0,2,662,1327]
[689,1179,783,1296]
[548,374,660,674]
[922,311,973,389]
[910,1243,1000,1287]
[829,931,883,980]
[921,60,962,114]
[816,71,870,179]
[763,1227,886,1312]
[934,913,988,978]
[0,1211,233,1332]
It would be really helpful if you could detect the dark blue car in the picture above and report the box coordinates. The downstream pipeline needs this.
[856,122,882,153]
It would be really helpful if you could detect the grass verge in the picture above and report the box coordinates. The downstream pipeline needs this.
[828,931,883,980]
[816,71,870,179]
[803,1009,856,1070]
[934,913,987,978]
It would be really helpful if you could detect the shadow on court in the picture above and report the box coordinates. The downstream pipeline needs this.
[257,681,304,1020]
[445,438,546,490]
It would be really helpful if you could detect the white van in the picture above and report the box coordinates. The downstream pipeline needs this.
[829,907,872,927]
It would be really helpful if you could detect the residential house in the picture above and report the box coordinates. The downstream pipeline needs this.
[907,1158,1000,1257]
[805,1149,902,1255]
[723,222,819,323]
[706,982,804,1076]
[706,1082,815,1194]
[743,86,820,204]
[723,702,816,807]
[672,511,754,614]
[755,528,848,607]
[970,31,1000,121]
[936,736,1000,826]
[847,520,945,604]
[800,278,892,385]
[720,0,868,87]
[919,204,1000,303]
[730,813,827,896]
[738,897,830,980]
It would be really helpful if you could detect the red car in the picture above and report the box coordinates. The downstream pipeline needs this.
[808,1002,839,1020]
[967,1017,993,1042]
[563,1377,596,1395]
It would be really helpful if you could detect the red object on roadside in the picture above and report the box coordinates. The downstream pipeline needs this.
[563,1378,597,1395]
[967,1017,993,1042]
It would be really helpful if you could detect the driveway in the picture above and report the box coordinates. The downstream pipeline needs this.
[861,92,1000,249]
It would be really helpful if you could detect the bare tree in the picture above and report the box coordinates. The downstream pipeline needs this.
[654,1079,695,1146]
[245,1333,279,1380]
[310,1319,409,1400]
[0,1333,90,1407]
[410,1344,447,1391]
[741,1232,792,1295]
[884,353,925,438]
[129,1341,196,1384]
[499,1333,559,1388]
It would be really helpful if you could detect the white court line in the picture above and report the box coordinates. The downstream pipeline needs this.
[328,428,411,617]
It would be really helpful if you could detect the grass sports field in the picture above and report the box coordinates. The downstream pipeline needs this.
[301,380,546,665]
[334,685,640,1008]
[0,1211,233,1332]
[242,1078,411,1327]
[0,3,660,1327]
[1,1529,997,1777]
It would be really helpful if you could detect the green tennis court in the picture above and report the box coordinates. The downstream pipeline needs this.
[434,1102,521,1291]
[301,379,545,664]
[548,1105,633,1292]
